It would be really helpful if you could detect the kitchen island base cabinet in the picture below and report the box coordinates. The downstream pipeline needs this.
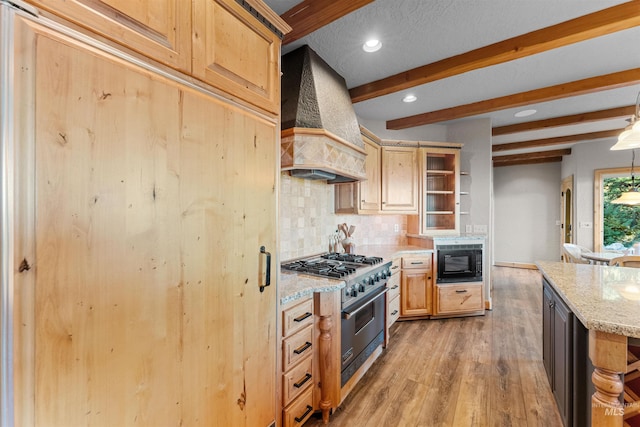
[542,278,597,427]
[543,279,574,427]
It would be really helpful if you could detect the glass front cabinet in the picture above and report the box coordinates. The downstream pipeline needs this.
[420,147,460,235]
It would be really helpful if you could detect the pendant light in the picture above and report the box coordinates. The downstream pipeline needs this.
[611,149,640,205]
[611,91,640,151]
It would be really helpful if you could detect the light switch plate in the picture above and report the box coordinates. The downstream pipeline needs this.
[465,225,472,233]
[473,224,487,233]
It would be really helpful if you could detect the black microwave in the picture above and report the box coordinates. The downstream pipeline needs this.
[436,244,483,283]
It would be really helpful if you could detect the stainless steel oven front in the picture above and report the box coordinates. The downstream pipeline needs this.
[340,285,388,386]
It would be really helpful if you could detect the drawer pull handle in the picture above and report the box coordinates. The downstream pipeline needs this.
[455,290,468,294]
[410,261,423,265]
[391,310,398,316]
[293,341,312,355]
[390,285,399,290]
[293,312,312,322]
[294,373,312,388]
[295,405,313,423]
[391,266,399,269]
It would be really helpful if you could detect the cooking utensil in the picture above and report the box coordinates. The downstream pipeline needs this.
[348,225,355,237]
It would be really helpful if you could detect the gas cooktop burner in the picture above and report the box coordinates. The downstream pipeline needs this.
[281,259,357,278]
[321,253,383,265]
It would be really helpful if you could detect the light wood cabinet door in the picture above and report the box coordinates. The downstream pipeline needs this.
[381,146,418,213]
[25,0,191,71]
[359,134,382,211]
[334,129,381,214]
[400,270,433,316]
[13,16,277,427]
[192,0,282,113]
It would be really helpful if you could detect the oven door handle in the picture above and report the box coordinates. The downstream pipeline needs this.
[342,287,389,319]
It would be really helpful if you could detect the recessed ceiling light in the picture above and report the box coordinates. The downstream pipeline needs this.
[402,94,417,103]
[514,109,537,118]
[362,39,382,53]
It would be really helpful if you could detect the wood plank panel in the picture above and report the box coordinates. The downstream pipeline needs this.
[387,69,640,130]
[280,0,373,45]
[492,105,635,136]
[34,33,184,426]
[494,157,563,167]
[492,129,621,152]
[350,2,640,103]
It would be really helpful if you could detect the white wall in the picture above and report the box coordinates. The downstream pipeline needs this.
[447,118,493,302]
[494,162,561,263]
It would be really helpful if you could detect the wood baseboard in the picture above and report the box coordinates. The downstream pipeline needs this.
[494,261,538,270]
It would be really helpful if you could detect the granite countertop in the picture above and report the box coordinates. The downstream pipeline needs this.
[536,261,640,338]
[279,244,433,305]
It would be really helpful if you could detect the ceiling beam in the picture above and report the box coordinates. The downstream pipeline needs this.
[492,129,621,152]
[280,0,374,45]
[492,105,636,136]
[387,68,640,130]
[349,2,640,103]
[493,157,563,167]
[493,149,572,163]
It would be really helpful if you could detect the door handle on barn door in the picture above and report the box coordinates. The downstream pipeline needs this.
[259,246,271,293]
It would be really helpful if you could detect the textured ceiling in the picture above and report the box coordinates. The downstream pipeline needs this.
[263,0,640,156]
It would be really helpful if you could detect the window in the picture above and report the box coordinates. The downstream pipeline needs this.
[594,167,640,252]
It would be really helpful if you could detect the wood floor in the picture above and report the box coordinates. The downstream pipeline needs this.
[304,266,563,427]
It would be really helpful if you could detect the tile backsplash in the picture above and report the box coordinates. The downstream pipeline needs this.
[280,173,407,260]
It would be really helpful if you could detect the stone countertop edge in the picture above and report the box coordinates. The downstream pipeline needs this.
[279,244,433,305]
[536,261,640,339]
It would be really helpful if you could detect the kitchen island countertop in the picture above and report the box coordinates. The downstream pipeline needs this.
[279,244,433,305]
[536,260,640,339]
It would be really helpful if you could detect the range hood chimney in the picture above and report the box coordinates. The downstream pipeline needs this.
[280,45,366,183]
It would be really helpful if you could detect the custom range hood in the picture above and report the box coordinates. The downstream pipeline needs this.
[280,45,366,183]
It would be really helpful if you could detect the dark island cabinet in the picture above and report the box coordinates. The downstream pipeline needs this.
[542,279,574,427]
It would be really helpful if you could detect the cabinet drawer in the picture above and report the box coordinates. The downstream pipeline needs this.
[388,294,400,327]
[402,255,431,270]
[282,298,314,337]
[283,386,314,427]
[282,325,313,371]
[282,355,313,405]
[436,283,483,314]
[387,274,400,300]
[390,257,401,274]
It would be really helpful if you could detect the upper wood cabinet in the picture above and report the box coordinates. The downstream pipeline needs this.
[381,146,418,213]
[335,128,382,214]
[25,0,193,71]
[360,132,383,211]
[419,146,461,235]
[25,0,289,114]
[192,0,284,114]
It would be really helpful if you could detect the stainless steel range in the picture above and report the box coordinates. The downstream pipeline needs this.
[282,253,392,386]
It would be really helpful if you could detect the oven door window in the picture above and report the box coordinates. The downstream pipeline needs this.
[354,302,374,334]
